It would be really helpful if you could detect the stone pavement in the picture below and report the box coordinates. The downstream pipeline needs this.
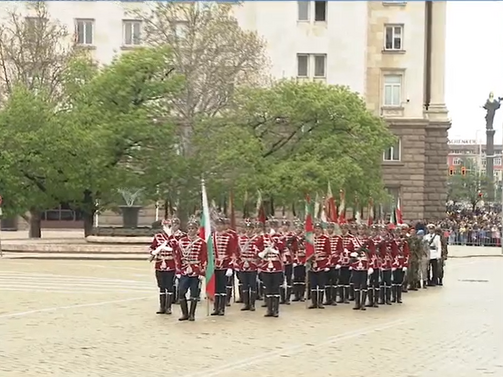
[1,258,502,377]
[1,230,502,259]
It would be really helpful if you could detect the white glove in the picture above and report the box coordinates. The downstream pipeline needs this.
[271,249,280,255]
[343,248,349,253]
[225,269,233,277]
[151,249,160,256]
[368,268,374,275]
[293,263,298,267]
[198,275,204,282]
[349,267,353,270]
[161,246,173,252]
[392,268,396,272]
[324,268,330,272]
[335,264,341,269]
[403,267,408,272]
[350,252,358,258]
[258,251,266,259]
[175,274,181,279]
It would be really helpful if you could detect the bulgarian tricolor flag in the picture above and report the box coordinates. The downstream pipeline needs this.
[201,179,215,301]
[304,195,315,260]
[338,190,346,224]
[326,182,337,222]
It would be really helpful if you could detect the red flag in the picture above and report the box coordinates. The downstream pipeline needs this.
[304,195,315,260]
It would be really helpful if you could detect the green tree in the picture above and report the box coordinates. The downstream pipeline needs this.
[197,80,395,210]
[447,158,488,210]
[0,2,79,236]
[59,47,184,235]
[134,2,268,222]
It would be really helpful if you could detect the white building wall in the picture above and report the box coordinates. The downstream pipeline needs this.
[234,1,368,96]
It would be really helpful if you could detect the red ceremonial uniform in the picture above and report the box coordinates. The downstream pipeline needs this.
[149,232,178,271]
[384,237,398,270]
[402,238,410,268]
[327,234,342,267]
[213,231,237,270]
[259,234,284,273]
[172,229,187,241]
[177,236,207,277]
[291,235,306,265]
[237,234,261,271]
[311,234,331,272]
[339,234,360,266]
[392,237,409,269]
[370,236,384,269]
[350,250,370,270]
[280,232,295,265]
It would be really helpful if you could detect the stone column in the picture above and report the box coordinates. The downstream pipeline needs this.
[486,130,495,201]
[428,0,449,120]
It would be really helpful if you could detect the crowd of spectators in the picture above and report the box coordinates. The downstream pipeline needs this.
[413,204,502,246]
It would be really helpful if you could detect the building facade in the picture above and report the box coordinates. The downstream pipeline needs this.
[0,1,450,228]
[447,139,503,183]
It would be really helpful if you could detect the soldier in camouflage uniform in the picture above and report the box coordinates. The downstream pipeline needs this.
[436,227,448,286]
[407,231,422,291]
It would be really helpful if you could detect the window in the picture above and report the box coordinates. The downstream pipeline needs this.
[314,1,327,21]
[297,54,309,77]
[453,158,463,165]
[384,25,403,50]
[298,1,309,21]
[313,54,326,77]
[383,139,401,162]
[123,20,141,46]
[298,1,326,22]
[75,19,94,45]
[297,53,327,79]
[495,157,502,166]
[383,74,402,106]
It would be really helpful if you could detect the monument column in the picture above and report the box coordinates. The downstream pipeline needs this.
[483,94,501,202]
[428,0,449,120]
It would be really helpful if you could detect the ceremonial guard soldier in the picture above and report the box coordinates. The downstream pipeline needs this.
[168,217,186,303]
[337,224,360,304]
[379,225,394,305]
[280,219,294,305]
[176,219,207,321]
[325,222,342,306]
[211,218,238,316]
[149,219,180,315]
[258,229,285,317]
[391,225,409,304]
[349,240,370,311]
[291,221,307,302]
[237,220,261,311]
[308,222,331,309]
[366,225,382,308]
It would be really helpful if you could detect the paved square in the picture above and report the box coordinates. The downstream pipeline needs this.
[1,258,502,377]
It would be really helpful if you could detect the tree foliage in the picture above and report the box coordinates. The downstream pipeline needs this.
[0,2,396,233]
[447,158,488,210]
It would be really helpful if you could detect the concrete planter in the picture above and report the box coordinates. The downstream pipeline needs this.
[118,205,142,228]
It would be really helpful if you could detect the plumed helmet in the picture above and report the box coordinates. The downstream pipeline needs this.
[187,216,199,228]
[326,222,336,229]
[267,218,279,227]
[281,217,291,226]
[215,217,226,225]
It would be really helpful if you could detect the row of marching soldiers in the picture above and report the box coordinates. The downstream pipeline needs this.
[149,215,446,321]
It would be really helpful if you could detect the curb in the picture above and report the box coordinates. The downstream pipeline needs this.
[449,255,503,259]
[1,249,145,255]
[2,256,146,261]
